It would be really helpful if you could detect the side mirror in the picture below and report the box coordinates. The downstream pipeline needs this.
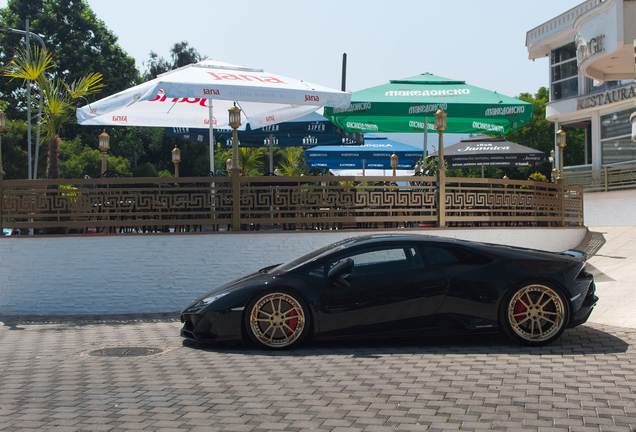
[328,258,353,280]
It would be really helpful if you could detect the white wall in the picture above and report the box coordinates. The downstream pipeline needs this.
[0,228,587,316]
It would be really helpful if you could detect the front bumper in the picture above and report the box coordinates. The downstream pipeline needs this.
[180,310,243,342]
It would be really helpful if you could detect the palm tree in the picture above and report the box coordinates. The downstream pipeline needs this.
[2,46,104,179]
[238,147,266,176]
[279,147,308,176]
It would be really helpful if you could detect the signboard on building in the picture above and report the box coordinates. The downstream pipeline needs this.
[577,83,636,110]
[575,33,605,67]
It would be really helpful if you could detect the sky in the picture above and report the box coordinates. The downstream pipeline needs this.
[1,0,587,149]
[75,0,584,96]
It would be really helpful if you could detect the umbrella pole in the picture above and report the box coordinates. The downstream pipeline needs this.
[362,159,366,186]
[208,99,215,176]
[269,133,274,173]
[423,117,428,163]
[481,163,484,178]
[209,99,216,228]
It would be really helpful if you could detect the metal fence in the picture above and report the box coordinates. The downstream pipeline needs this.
[0,174,583,233]
[565,163,636,193]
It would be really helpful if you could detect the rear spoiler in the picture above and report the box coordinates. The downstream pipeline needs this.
[561,249,587,262]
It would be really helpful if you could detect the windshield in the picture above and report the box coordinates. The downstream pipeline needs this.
[269,238,357,274]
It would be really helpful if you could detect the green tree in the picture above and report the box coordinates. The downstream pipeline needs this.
[0,118,41,179]
[142,41,203,81]
[0,0,140,119]
[142,52,171,82]
[504,87,584,178]
[59,136,130,178]
[2,45,104,179]
[0,0,141,179]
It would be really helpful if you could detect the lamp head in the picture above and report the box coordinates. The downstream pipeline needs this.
[390,152,399,169]
[98,129,110,152]
[556,129,567,148]
[434,109,447,132]
[228,103,242,129]
[171,145,181,164]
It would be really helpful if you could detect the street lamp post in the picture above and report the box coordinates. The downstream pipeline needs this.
[228,104,241,173]
[434,108,447,228]
[0,110,5,176]
[390,152,398,177]
[0,24,47,180]
[0,110,4,234]
[171,145,181,177]
[228,104,242,231]
[434,109,447,168]
[556,129,567,182]
[555,129,567,227]
[98,130,110,174]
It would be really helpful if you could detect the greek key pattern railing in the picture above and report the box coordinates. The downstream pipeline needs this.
[443,179,576,226]
[238,177,439,228]
[0,175,583,233]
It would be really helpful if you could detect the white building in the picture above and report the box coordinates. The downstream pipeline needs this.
[526,0,636,171]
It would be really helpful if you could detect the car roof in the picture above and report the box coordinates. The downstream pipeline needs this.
[337,234,575,261]
[340,234,458,247]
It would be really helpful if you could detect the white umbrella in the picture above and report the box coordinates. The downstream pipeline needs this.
[77,59,351,173]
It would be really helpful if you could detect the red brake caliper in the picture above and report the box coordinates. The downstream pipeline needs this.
[513,295,527,323]
[286,307,298,336]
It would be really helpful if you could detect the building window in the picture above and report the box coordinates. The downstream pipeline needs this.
[601,109,636,165]
[551,43,578,100]
[585,78,629,94]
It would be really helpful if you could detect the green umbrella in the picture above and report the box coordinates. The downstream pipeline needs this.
[324,73,533,135]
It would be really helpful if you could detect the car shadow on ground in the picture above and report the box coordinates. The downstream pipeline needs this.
[181,324,631,357]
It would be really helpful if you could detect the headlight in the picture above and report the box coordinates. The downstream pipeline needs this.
[201,291,231,305]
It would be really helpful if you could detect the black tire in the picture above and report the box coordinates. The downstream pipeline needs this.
[500,282,570,346]
[244,290,310,350]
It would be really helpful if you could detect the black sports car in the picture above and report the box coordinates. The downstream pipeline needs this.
[180,235,597,349]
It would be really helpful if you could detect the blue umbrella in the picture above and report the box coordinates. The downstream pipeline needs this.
[165,112,363,148]
[305,136,421,170]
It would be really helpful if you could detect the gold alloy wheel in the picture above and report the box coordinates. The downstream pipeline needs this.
[508,284,565,342]
[249,293,306,348]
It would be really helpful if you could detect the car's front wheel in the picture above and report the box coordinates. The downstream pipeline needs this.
[501,283,570,346]
[245,291,310,349]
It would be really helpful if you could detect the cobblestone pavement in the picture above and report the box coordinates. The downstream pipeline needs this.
[1,314,636,432]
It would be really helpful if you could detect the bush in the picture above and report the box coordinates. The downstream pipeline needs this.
[528,172,548,182]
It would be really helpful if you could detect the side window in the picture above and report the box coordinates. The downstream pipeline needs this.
[328,247,425,277]
[420,246,457,267]
[302,263,325,279]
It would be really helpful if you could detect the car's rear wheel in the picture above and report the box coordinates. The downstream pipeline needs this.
[501,283,570,346]
[245,291,309,349]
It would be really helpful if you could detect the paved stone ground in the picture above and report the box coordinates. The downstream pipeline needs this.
[1,314,636,432]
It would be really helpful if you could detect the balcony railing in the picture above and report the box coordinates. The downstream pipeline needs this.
[0,174,583,234]
[564,162,636,192]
